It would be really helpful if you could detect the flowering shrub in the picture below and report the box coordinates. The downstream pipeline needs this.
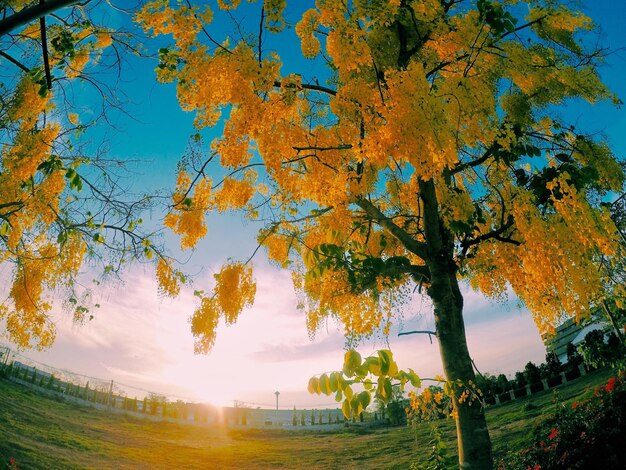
[0,455,19,470]
[499,374,626,469]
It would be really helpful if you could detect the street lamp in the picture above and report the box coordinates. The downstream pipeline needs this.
[274,391,280,425]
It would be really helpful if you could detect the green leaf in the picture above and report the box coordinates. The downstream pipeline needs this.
[358,391,371,410]
[335,389,342,402]
[329,372,339,393]
[365,356,381,376]
[377,349,393,375]
[354,364,369,379]
[319,373,331,395]
[0,223,10,237]
[407,368,421,388]
[307,377,320,395]
[341,398,351,419]
[350,395,362,415]
[56,230,67,245]
[343,384,353,400]
[363,378,373,391]
[377,377,393,401]
[342,350,361,377]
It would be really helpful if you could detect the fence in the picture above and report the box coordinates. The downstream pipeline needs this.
[481,363,589,406]
[0,345,346,429]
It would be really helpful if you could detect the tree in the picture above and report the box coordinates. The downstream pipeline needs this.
[544,351,562,378]
[578,329,625,369]
[135,1,623,467]
[496,374,510,395]
[0,1,174,349]
[514,371,526,390]
[524,361,541,386]
[474,372,498,398]
[566,342,583,370]
[381,385,407,426]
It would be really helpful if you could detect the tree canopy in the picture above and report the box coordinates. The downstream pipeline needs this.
[0,0,164,348]
[134,0,623,466]
[135,0,622,348]
[1,0,623,467]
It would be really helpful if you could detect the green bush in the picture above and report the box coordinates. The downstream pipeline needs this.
[499,373,626,469]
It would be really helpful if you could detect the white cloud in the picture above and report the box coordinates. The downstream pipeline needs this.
[5,263,547,408]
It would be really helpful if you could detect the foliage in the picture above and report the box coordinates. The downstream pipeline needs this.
[0,454,19,470]
[410,425,450,470]
[543,352,562,378]
[567,342,583,368]
[137,0,623,352]
[0,1,170,349]
[578,330,626,370]
[496,374,511,394]
[499,374,626,469]
[524,362,542,386]
[2,0,622,467]
[308,349,420,420]
[408,384,455,423]
[380,385,408,426]
[136,2,624,463]
[514,371,526,389]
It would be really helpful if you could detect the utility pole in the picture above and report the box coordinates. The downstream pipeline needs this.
[107,380,113,411]
[274,391,280,426]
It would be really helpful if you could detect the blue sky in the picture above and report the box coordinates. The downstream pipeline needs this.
[3,1,626,408]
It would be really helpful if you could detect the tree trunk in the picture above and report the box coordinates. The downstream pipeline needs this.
[429,264,493,468]
[420,178,493,468]
[602,300,625,344]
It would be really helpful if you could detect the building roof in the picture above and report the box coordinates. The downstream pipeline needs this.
[543,317,610,362]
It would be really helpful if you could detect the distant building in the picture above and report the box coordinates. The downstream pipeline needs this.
[543,317,609,363]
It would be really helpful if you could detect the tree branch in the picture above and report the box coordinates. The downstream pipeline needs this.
[355,197,429,261]
[293,145,352,152]
[0,50,30,72]
[0,0,81,37]
[451,146,495,175]
[273,80,337,96]
[39,1,52,91]
[461,215,519,255]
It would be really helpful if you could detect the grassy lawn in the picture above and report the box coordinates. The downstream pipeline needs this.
[0,369,613,469]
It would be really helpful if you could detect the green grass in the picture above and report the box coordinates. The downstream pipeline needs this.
[0,369,613,469]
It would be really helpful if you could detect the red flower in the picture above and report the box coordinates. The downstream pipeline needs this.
[534,466,542,470]
[605,377,616,392]
[572,401,578,409]
[549,427,559,440]
[580,431,586,439]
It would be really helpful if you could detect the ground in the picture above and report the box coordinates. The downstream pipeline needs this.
[0,369,612,469]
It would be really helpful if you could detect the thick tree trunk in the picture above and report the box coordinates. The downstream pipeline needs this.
[429,263,494,468]
[420,179,493,468]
